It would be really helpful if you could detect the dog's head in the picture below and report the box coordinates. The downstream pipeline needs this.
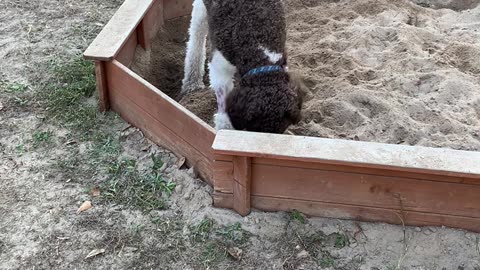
[225,72,305,134]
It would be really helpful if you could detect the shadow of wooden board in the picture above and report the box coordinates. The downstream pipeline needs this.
[84,0,480,232]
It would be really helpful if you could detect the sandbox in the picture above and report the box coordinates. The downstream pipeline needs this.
[84,0,480,232]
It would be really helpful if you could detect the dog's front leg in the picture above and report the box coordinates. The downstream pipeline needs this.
[209,50,237,130]
[181,0,208,96]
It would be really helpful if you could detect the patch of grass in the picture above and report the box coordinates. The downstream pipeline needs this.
[334,233,349,248]
[32,130,53,148]
[15,143,26,154]
[0,81,29,93]
[190,218,214,243]
[188,221,249,268]
[201,241,227,267]
[101,156,175,211]
[38,57,102,136]
[290,209,305,224]
[216,222,249,246]
[319,251,335,268]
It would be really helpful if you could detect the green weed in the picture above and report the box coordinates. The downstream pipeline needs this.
[32,130,53,148]
[290,209,306,224]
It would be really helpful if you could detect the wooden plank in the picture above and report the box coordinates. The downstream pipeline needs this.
[250,163,480,218]
[213,192,480,233]
[163,0,193,20]
[213,160,233,193]
[214,156,480,196]
[105,60,216,158]
[115,30,138,67]
[213,191,233,209]
[213,130,480,179]
[137,0,164,49]
[94,61,109,111]
[233,157,251,216]
[108,75,213,185]
[254,158,480,185]
[84,0,154,61]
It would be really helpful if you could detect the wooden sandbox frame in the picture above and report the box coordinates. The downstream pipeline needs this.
[84,0,480,232]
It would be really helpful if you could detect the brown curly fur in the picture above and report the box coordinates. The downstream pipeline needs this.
[204,0,303,133]
[226,72,303,133]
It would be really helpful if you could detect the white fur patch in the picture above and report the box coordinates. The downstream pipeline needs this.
[181,0,208,93]
[214,112,234,131]
[260,46,283,63]
[209,50,237,95]
[209,50,237,130]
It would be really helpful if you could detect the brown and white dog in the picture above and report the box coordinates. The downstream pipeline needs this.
[181,0,303,133]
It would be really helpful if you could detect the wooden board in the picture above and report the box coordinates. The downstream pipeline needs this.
[232,157,252,216]
[137,0,164,49]
[250,163,480,218]
[94,61,109,111]
[106,60,216,156]
[84,0,154,61]
[115,30,138,67]
[105,60,215,184]
[213,192,480,233]
[213,130,480,179]
[212,130,480,231]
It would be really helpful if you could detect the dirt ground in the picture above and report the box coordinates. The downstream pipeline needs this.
[1,0,480,270]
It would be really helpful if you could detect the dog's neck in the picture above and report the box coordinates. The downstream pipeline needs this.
[242,65,288,78]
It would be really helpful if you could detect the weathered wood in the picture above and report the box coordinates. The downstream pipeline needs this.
[105,60,214,185]
[84,0,154,61]
[233,157,252,216]
[254,158,480,185]
[213,192,480,233]
[115,30,138,67]
[250,163,480,218]
[215,157,480,196]
[213,160,233,193]
[163,0,193,20]
[213,191,233,209]
[137,0,164,49]
[106,60,216,157]
[213,130,480,179]
[94,61,109,111]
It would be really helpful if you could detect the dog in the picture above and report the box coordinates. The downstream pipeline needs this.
[181,0,303,133]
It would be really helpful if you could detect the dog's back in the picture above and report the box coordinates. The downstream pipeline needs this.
[203,0,287,75]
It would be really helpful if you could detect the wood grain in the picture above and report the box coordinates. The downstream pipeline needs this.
[250,163,480,218]
[94,61,109,112]
[213,160,233,193]
[213,130,480,179]
[106,60,214,184]
[213,192,480,233]
[106,60,216,157]
[233,157,252,216]
[84,0,154,61]
[115,30,138,67]
[137,0,164,49]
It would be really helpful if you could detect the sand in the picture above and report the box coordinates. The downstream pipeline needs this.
[132,0,480,152]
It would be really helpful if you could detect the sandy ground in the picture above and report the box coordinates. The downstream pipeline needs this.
[136,0,480,152]
[1,0,480,270]
[284,0,480,151]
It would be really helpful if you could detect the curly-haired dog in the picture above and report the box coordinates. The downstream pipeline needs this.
[181,0,303,133]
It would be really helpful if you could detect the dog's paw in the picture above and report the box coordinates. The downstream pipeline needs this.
[214,112,234,131]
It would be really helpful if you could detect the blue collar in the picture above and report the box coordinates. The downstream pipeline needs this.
[242,65,285,78]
